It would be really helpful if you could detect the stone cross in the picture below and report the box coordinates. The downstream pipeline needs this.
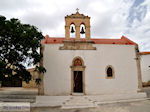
[76,8,79,12]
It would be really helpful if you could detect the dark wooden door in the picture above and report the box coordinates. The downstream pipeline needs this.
[73,71,83,93]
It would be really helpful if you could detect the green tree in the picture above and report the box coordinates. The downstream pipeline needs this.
[0,15,46,88]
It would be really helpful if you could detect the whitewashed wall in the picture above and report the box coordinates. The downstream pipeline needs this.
[141,54,150,82]
[43,44,139,95]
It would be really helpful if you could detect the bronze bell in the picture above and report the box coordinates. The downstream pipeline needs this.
[71,26,75,33]
[80,27,85,34]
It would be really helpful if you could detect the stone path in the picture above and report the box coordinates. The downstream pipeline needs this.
[32,92,146,109]
[62,96,97,109]
[31,100,150,112]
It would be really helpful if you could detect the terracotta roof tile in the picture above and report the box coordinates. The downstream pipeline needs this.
[41,35,137,45]
[140,52,150,55]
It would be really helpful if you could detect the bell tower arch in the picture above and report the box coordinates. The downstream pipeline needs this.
[65,9,91,40]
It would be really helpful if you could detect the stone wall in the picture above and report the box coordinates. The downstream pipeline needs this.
[23,68,39,88]
[140,54,150,82]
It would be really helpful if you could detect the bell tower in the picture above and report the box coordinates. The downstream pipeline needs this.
[60,10,96,50]
[65,9,91,39]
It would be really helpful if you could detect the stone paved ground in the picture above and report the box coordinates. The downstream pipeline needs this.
[31,99,150,112]
[31,87,150,112]
[142,87,150,98]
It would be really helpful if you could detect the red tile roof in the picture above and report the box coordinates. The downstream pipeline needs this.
[41,35,137,45]
[140,52,150,55]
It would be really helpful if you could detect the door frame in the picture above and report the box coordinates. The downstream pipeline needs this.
[70,57,86,95]
[71,67,85,95]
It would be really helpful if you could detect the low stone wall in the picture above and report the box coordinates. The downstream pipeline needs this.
[142,81,150,87]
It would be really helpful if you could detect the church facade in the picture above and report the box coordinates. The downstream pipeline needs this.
[42,11,143,96]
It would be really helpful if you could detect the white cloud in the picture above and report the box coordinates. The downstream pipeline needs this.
[0,0,150,51]
[125,0,150,51]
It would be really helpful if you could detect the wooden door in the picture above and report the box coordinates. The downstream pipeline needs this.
[73,71,83,93]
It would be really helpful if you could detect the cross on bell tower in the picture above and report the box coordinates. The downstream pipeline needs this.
[76,8,79,12]
[65,9,91,39]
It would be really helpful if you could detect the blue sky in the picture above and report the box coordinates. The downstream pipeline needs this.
[0,0,150,51]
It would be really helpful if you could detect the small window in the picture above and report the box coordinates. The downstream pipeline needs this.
[106,66,114,78]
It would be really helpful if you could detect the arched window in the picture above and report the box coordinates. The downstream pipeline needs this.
[73,58,83,66]
[70,23,76,38]
[80,24,86,38]
[106,66,114,78]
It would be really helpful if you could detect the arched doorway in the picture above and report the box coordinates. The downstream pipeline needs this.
[70,57,85,94]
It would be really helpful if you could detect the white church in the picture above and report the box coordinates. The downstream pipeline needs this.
[0,11,148,109]
[41,10,146,98]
